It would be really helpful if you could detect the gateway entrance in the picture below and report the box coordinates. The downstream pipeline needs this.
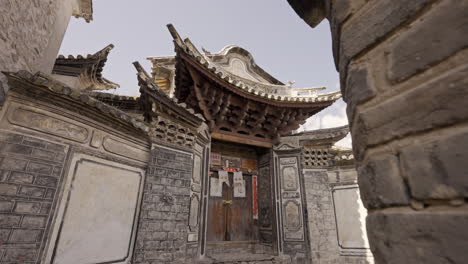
[205,140,275,257]
[207,171,255,242]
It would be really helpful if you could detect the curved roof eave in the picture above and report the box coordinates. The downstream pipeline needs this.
[166,24,342,108]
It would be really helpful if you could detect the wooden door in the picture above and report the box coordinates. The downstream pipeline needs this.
[207,171,254,242]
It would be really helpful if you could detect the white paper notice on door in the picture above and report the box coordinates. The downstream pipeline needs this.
[210,177,221,197]
[219,170,230,187]
[233,171,246,198]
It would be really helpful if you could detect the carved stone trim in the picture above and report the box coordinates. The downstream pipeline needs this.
[102,136,149,163]
[8,107,89,142]
[283,200,303,232]
[189,194,200,232]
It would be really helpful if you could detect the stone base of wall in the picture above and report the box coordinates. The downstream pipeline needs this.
[198,254,292,264]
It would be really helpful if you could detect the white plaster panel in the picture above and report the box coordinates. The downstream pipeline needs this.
[332,185,370,251]
[49,154,144,264]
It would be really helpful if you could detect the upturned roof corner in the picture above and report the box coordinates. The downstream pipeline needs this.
[73,0,94,23]
[53,44,120,91]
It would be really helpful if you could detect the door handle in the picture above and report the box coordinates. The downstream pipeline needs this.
[222,200,232,205]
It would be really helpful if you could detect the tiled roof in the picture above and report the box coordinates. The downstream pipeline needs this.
[4,71,149,134]
[167,24,341,105]
[54,44,119,91]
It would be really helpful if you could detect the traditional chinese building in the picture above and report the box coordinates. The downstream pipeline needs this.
[0,20,372,264]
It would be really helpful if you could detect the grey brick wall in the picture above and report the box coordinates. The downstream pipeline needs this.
[0,131,68,263]
[133,145,193,264]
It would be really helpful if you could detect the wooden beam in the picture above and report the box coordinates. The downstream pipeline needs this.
[211,132,272,148]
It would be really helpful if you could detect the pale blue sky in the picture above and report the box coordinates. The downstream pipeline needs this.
[60,0,350,146]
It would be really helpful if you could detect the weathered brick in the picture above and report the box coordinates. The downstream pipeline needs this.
[31,148,55,160]
[387,0,468,83]
[352,63,468,160]
[150,231,167,240]
[344,64,376,124]
[14,202,41,214]
[0,170,9,182]
[0,183,18,196]
[3,248,38,262]
[330,0,368,26]
[45,142,66,152]
[19,186,46,198]
[367,208,468,264]
[0,201,13,211]
[27,161,53,175]
[0,157,28,171]
[160,240,173,248]
[167,170,179,178]
[39,203,51,214]
[340,0,433,71]
[9,171,34,184]
[162,221,175,231]
[0,214,21,227]
[44,188,55,199]
[22,138,46,148]
[154,168,166,177]
[151,184,164,192]
[34,175,57,187]
[0,133,23,144]
[144,251,173,261]
[51,166,63,177]
[10,229,41,242]
[0,228,10,241]
[400,130,468,200]
[22,215,47,228]
[358,154,409,209]
[54,151,66,162]
[0,143,32,155]
[143,221,161,231]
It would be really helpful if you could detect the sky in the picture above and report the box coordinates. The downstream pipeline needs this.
[60,0,351,148]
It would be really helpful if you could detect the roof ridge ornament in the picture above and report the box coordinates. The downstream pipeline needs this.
[167,24,184,47]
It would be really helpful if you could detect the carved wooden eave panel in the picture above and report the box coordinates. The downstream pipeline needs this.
[73,0,94,22]
[166,24,341,147]
[147,56,176,94]
[3,71,149,137]
[53,44,120,91]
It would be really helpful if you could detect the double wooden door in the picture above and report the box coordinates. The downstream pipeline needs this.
[207,171,255,242]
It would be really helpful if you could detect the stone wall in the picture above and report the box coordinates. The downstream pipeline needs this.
[133,145,194,264]
[1,73,149,263]
[0,0,83,102]
[287,0,468,263]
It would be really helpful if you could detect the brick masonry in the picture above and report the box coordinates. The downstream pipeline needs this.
[0,131,68,263]
[133,145,193,264]
[288,0,468,263]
